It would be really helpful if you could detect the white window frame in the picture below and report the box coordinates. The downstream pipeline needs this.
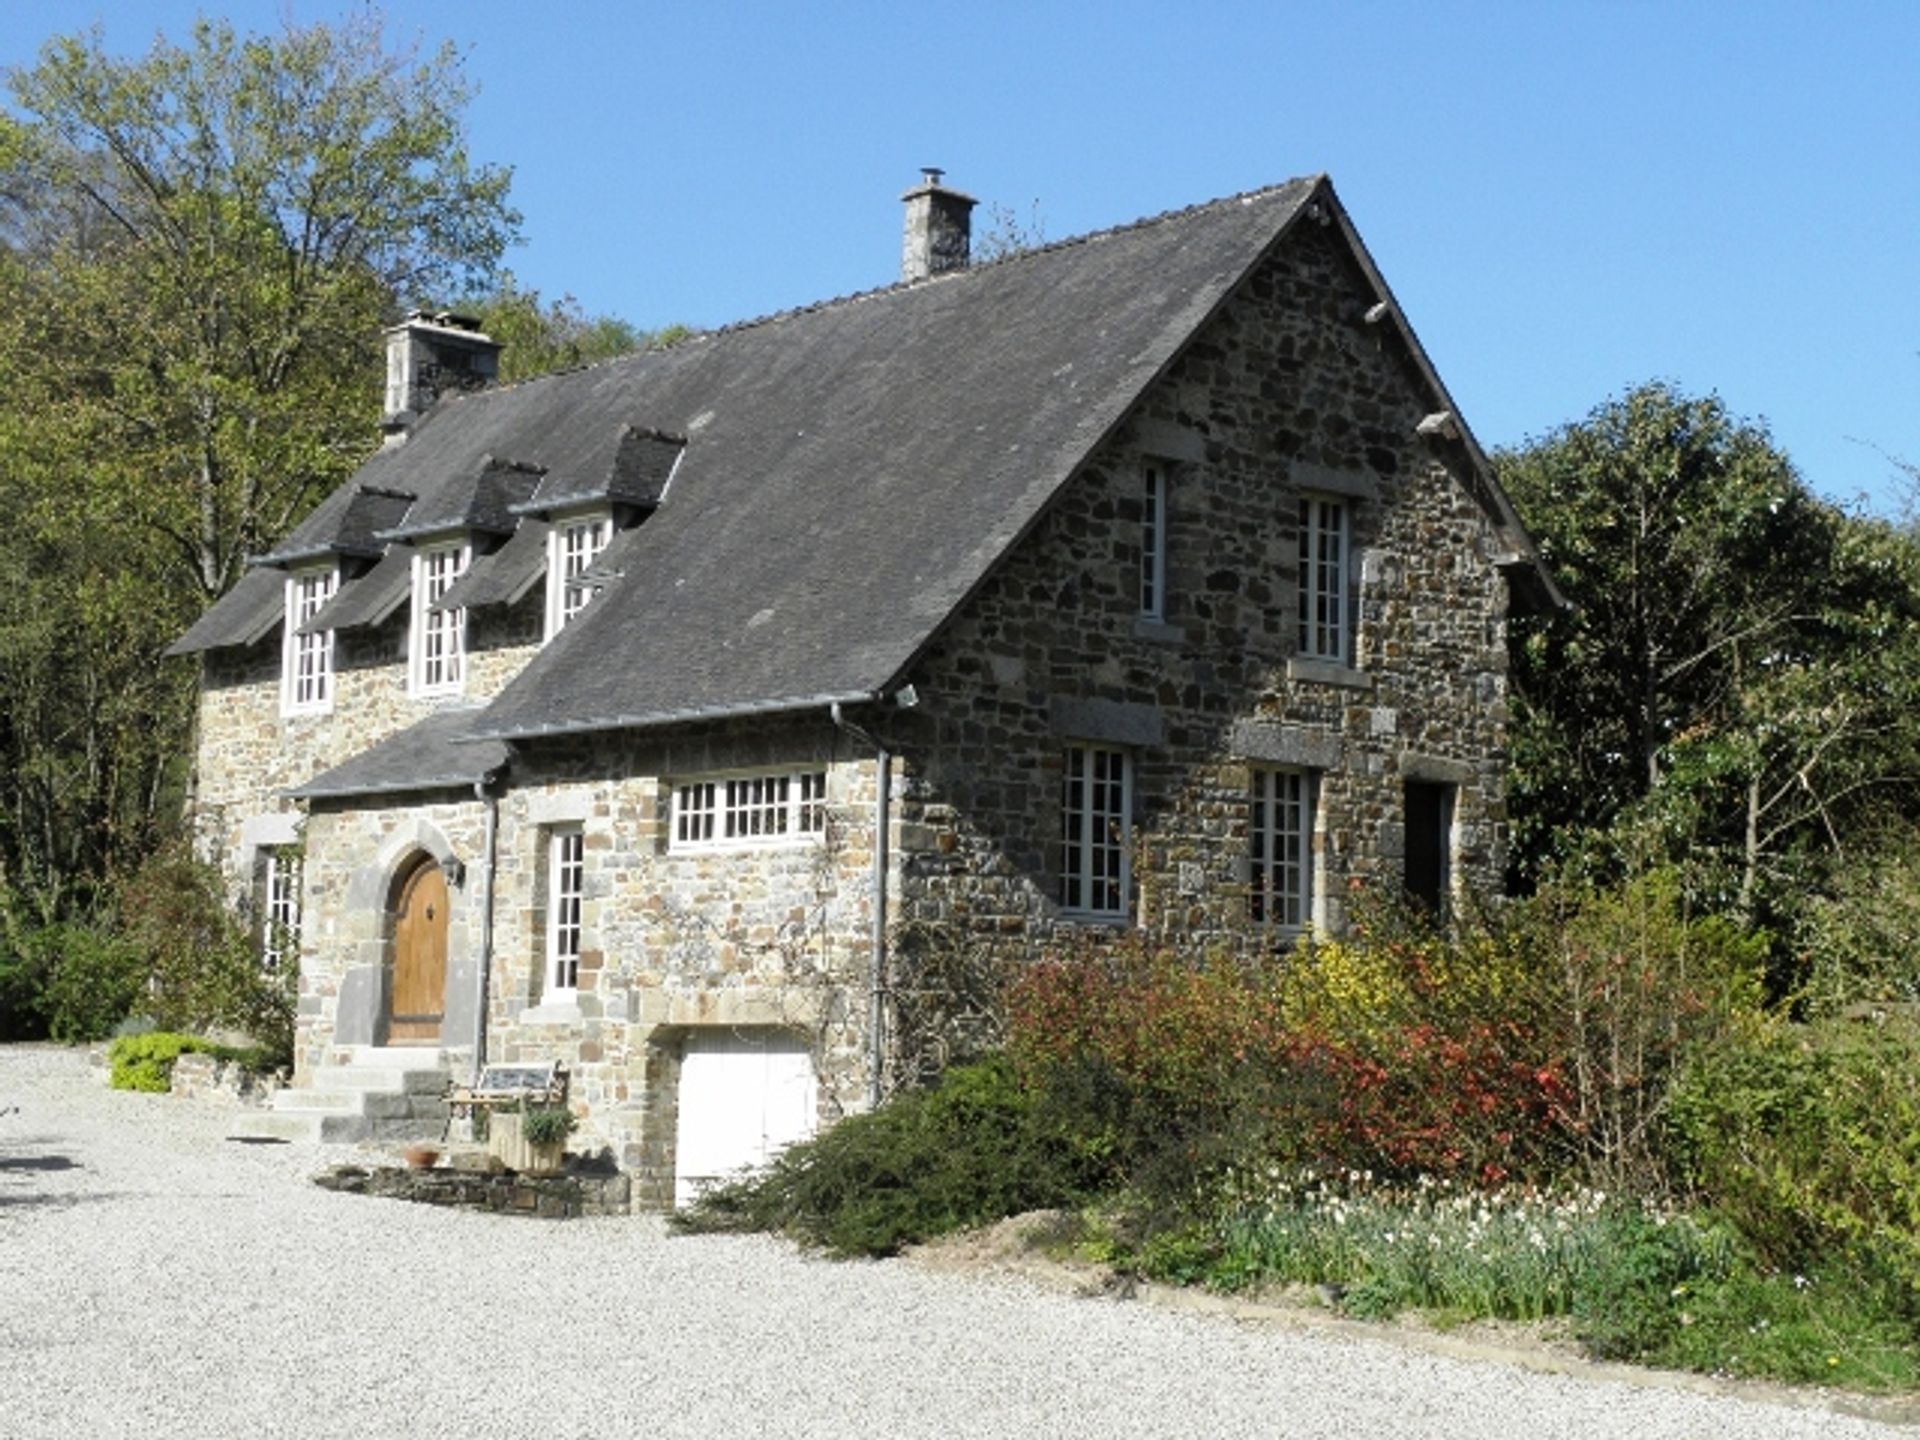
[545,511,614,640]
[260,847,301,973]
[1140,463,1168,620]
[409,540,471,696]
[546,826,585,996]
[1297,494,1350,663]
[1250,767,1315,931]
[672,770,829,851]
[280,564,339,715]
[1059,743,1131,919]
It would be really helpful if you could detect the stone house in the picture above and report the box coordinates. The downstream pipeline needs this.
[168,172,1557,1208]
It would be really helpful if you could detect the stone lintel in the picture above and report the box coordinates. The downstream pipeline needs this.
[1049,696,1166,748]
[1228,721,1343,770]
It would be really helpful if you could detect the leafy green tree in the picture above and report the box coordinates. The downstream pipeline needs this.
[467,276,677,383]
[1498,383,1920,939]
[0,15,520,936]
[0,14,520,597]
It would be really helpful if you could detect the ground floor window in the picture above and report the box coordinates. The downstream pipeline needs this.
[546,826,584,993]
[259,848,301,972]
[1059,743,1130,918]
[673,770,828,849]
[1250,767,1315,929]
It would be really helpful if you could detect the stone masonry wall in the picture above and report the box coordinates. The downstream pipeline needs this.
[192,582,540,904]
[299,716,894,1207]
[876,216,1512,957]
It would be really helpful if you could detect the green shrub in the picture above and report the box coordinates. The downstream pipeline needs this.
[119,845,296,1067]
[108,1031,203,1091]
[1668,1016,1920,1293]
[672,1056,1103,1257]
[520,1103,577,1145]
[32,921,148,1042]
[106,1029,269,1092]
[1800,826,1920,1015]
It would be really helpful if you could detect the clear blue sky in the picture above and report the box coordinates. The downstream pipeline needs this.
[6,1,1917,512]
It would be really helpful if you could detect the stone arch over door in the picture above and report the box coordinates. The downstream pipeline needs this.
[386,851,450,1044]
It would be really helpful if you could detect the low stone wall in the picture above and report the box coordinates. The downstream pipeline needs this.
[314,1161,632,1218]
[168,1051,284,1106]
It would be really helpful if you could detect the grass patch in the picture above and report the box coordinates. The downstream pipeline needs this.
[1114,1169,1920,1390]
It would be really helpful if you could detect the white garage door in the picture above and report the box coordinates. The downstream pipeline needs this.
[674,1029,818,1208]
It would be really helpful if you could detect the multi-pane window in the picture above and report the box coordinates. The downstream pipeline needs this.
[1140,464,1167,620]
[546,514,613,639]
[1297,495,1349,662]
[1250,768,1314,929]
[281,566,339,713]
[260,848,301,973]
[673,770,829,849]
[1059,744,1130,917]
[546,827,584,993]
[410,542,471,695]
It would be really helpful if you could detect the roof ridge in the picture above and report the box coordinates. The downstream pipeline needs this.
[691,175,1322,342]
[448,177,1324,404]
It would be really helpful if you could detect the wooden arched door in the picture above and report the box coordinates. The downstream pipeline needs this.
[388,856,449,1044]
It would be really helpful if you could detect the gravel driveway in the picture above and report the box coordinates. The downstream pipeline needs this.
[0,1044,1907,1439]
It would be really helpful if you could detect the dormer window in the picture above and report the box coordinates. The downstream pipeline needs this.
[546,512,613,639]
[281,564,339,715]
[410,540,471,696]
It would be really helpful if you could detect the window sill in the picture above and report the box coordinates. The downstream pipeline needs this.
[1056,908,1133,928]
[520,997,582,1026]
[669,835,824,856]
[1132,616,1186,645]
[1287,657,1371,691]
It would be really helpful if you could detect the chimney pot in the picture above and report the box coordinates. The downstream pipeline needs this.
[382,311,502,446]
[900,169,976,283]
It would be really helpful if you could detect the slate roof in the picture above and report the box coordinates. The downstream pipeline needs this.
[258,483,415,566]
[165,566,285,656]
[174,175,1560,760]
[377,455,545,540]
[434,518,550,613]
[512,426,684,517]
[301,548,411,635]
[478,179,1334,738]
[290,707,510,800]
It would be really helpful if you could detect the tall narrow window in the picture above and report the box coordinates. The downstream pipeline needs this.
[1297,495,1349,662]
[547,827,584,994]
[1250,768,1314,929]
[1060,744,1130,918]
[546,514,613,639]
[1140,464,1167,620]
[281,566,339,714]
[260,848,301,972]
[410,541,471,695]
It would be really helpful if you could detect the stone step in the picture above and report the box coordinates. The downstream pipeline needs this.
[308,1065,449,1096]
[270,1089,362,1114]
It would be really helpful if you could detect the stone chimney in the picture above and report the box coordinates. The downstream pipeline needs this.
[900,168,976,283]
[382,310,502,446]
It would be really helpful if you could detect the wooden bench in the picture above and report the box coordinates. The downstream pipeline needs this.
[443,1061,568,1137]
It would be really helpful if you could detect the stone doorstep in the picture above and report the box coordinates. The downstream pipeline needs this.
[227,1047,454,1145]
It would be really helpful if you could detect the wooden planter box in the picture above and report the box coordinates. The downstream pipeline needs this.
[487,1111,568,1177]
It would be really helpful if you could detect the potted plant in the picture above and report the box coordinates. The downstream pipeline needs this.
[489,1099,577,1176]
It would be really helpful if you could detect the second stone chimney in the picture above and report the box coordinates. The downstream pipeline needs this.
[900,168,976,282]
[382,310,502,446]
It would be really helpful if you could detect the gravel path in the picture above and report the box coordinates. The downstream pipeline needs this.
[0,1044,1908,1439]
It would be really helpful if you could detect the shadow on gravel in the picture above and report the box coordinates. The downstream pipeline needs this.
[0,1153,80,1172]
